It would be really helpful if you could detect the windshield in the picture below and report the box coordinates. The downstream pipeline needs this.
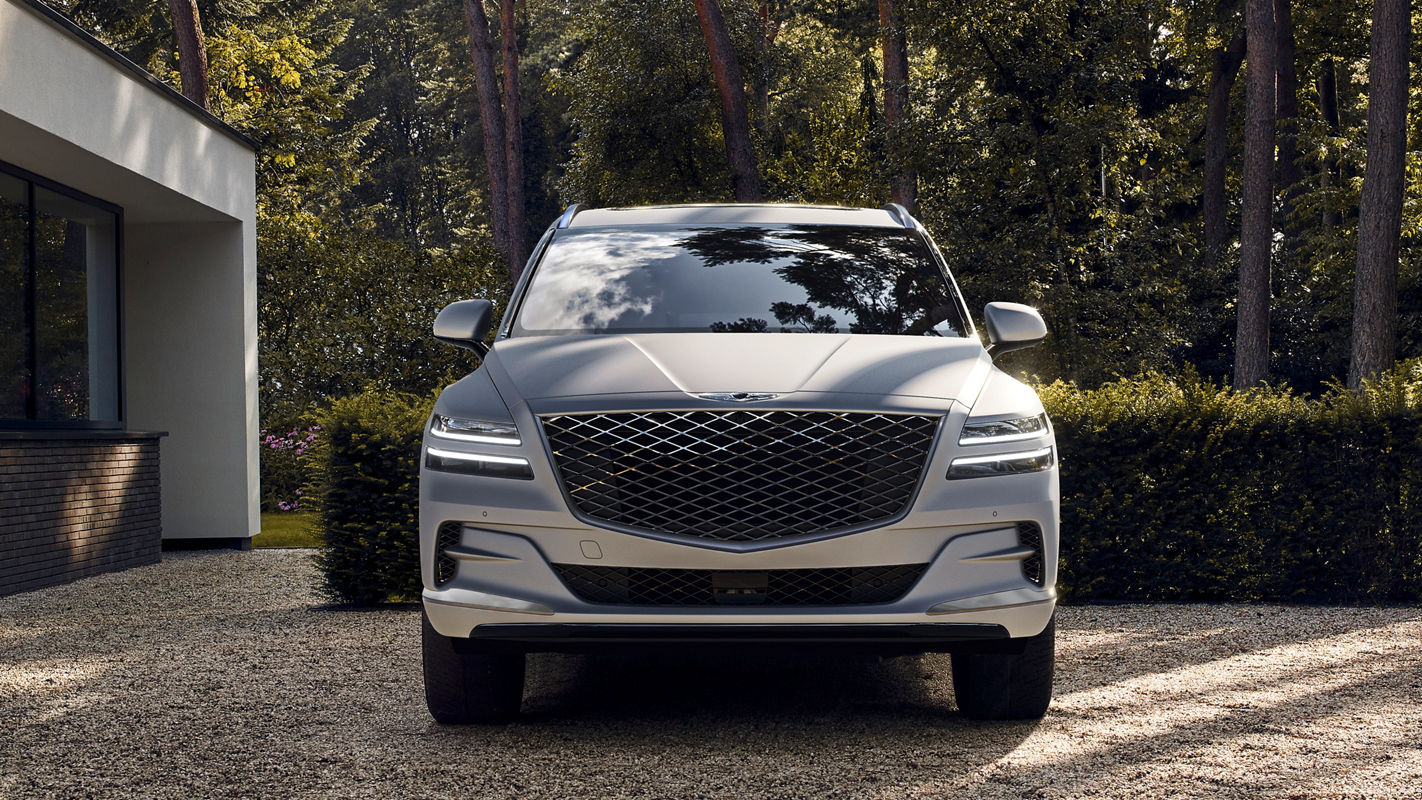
[512,224,968,337]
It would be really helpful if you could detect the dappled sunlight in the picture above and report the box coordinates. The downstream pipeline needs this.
[874,616,1422,798]
[1055,617,1422,718]
[3,553,1420,798]
[0,657,107,727]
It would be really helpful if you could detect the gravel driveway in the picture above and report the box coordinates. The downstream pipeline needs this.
[2,550,1420,799]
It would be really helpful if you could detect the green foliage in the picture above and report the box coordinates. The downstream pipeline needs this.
[1043,361,1422,602]
[58,0,1422,395]
[203,6,375,217]
[910,0,1201,385]
[257,215,504,426]
[303,367,1422,606]
[308,389,433,604]
[556,0,742,205]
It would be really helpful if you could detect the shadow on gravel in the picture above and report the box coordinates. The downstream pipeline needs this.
[428,649,1043,788]
[519,650,961,723]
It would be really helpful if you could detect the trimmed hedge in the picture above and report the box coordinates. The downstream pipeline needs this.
[309,361,1422,605]
[1043,360,1422,603]
[307,390,433,604]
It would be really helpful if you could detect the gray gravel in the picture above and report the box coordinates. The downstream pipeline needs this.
[2,550,1421,799]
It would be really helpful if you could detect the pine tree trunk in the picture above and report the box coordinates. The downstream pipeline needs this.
[1204,28,1246,273]
[1318,58,1342,227]
[880,0,915,213]
[462,0,510,260]
[1274,0,1302,226]
[1235,0,1276,387]
[167,0,209,110]
[1348,0,1410,389]
[693,0,763,202]
[500,0,527,280]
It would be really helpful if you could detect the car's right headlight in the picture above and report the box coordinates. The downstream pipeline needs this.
[429,414,521,446]
[425,414,532,478]
[958,412,1049,446]
[425,447,534,479]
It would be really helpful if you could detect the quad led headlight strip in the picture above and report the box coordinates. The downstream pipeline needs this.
[948,413,1055,479]
[426,415,533,479]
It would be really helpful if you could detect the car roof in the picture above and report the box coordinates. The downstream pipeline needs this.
[564,203,911,229]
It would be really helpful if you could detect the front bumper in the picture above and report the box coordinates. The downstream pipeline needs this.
[420,394,1059,650]
[420,519,1058,650]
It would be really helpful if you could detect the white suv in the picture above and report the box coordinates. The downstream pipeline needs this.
[420,204,1058,722]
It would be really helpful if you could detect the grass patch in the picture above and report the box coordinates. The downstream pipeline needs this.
[254,512,320,548]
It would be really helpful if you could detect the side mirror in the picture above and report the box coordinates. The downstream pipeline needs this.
[433,299,494,357]
[983,302,1047,359]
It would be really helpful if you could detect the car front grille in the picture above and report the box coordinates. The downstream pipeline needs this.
[553,563,928,606]
[538,410,939,542]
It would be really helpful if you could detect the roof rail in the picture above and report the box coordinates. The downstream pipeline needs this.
[556,203,583,228]
[882,202,915,229]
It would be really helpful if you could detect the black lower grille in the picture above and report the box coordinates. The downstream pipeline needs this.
[553,563,928,606]
[539,410,939,542]
[434,522,462,585]
[1018,522,1045,585]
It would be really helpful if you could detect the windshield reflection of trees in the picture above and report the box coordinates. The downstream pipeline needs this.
[680,226,959,335]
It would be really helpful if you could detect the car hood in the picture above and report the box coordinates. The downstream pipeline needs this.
[484,333,990,403]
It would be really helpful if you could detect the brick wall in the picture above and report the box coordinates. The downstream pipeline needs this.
[0,434,163,596]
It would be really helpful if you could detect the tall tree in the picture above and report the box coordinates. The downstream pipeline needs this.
[1203,28,1246,273]
[462,0,511,263]
[167,0,209,109]
[1235,0,1276,387]
[1348,0,1411,388]
[693,0,763,201]
[501,0,527,274]
[879,0,914,212]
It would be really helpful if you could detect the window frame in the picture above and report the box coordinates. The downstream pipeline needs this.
[0,158,125,431]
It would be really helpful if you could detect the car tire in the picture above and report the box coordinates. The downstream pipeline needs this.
[422,609,525,724]
[951,614,1055,720]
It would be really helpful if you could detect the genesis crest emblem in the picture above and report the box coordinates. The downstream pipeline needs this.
[695,392,781,402]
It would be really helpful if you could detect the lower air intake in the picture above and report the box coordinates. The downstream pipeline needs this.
[1017,522,1045,586]
[553,563,928,606]
[434,522,462,585]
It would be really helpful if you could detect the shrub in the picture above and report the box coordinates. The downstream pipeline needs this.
[259,424,320,512]
[308,361,1422,605]
[1043,360,1422,603]
[307,389,433,604]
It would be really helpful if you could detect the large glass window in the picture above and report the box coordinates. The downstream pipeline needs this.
[0,164,121,426]
[0,173,27,420]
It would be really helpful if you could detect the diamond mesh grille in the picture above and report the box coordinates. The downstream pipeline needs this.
[434,522,462,585]
[539,410,939,542]
[1017,521,1045,586]
[553,564,928,606]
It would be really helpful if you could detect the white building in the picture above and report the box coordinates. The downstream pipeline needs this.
[0,0,258,593]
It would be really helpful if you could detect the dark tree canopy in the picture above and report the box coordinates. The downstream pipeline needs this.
[47,0,1422,422]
